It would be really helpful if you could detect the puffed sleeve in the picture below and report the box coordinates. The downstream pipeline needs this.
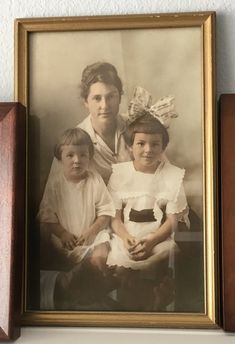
[94,174,116,217]
[166,183,190,228]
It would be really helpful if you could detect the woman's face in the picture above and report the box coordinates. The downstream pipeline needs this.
[85,82,120,125]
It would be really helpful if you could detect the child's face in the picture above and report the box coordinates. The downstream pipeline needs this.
[60,144,90,182]
[131,133,164,173]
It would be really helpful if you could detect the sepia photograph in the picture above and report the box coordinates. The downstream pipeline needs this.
[15,12,217,328]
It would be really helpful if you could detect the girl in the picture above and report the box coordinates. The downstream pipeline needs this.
[106,87,189,310]
[38,127,115,275]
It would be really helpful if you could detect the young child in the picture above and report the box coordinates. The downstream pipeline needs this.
[38,127,116,271]
[106,87,189,310]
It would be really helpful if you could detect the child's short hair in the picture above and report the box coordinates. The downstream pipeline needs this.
[80,62,123,100]
[54,128,94,160]
[124,113,169,149]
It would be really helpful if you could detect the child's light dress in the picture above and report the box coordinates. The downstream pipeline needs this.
[107,161,188,271]
[38,169,115,263]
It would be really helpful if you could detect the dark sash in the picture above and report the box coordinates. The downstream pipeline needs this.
[129,208,155,223]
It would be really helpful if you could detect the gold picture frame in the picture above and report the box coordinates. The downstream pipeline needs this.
[14,12,218,328]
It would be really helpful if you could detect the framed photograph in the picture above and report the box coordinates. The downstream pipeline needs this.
[0,103,25,341]
[220,94,235,331]
[15,12,218,328]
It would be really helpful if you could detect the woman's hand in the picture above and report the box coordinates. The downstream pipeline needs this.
[60,231,79,250]
[129,233,156,261]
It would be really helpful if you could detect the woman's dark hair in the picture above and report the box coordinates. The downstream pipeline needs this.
[80,62,123,100]
[54,128,94,160]
[124,113,169,149]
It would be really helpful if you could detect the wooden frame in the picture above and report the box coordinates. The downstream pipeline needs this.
[14,12,218,329]
[220,94,235,331]
[0,103,26,341]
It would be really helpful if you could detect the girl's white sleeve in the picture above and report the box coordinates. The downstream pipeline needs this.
[166,183,190,228]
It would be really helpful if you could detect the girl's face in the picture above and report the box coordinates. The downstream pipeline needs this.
[60,144,90,183]
[131,132,164,173]
[85,82,120,125]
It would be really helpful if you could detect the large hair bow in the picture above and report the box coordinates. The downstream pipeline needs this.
[128,86,178,128]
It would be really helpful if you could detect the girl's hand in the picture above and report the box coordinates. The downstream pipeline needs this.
[129,233,156,261]
[60,231,79,250]
[122,233,136,251]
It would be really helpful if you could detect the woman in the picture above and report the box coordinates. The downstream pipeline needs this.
[46,62,131,186]
[78,62,131,184]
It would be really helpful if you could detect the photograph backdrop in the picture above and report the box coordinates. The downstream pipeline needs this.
[29,27,202,217]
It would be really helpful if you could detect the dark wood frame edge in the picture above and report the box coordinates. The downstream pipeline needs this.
[0,103,26,341]
[220,94,235,332]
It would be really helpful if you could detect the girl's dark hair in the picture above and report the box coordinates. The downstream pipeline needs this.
[80,62,123,100]
[124,113,169,149]
[54,128,94,160]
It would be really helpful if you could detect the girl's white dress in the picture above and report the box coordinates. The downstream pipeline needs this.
[38,169,116,263]
[107,161,188,271]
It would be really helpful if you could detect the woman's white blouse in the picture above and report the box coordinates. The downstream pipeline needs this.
[78,114,131,184]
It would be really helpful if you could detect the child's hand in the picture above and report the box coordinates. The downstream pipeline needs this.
[122,233,136,251]
[61,231,79,250]
[129,233,155,260]
[77,230,94,246]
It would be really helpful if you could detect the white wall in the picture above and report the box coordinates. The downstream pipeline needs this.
[1,0,235,343]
